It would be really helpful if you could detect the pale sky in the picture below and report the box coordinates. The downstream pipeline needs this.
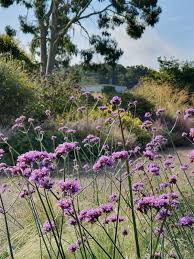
[0,0,194,69]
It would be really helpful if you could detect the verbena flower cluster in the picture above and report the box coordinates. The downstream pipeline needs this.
[0,95,193,258]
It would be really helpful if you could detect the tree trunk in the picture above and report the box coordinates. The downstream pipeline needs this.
[40,22,47,75]
[45,1,59,75]
[46,40,58,75]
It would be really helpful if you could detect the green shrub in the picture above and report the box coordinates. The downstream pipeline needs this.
[103,91,155,118]
[0,58,35,125]
[0,35,34,70]
[34,70,80,118]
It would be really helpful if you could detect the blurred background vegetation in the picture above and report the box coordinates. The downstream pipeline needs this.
[0,33,194,153]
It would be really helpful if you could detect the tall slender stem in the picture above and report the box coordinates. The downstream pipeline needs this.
[0,194,14,259]
[118,111,141,258]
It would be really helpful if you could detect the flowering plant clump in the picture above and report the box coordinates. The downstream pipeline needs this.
[0,95,194,259]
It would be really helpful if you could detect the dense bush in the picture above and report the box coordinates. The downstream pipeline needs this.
[34,70,80,119]
[103,91,155,118]
[0,35,34,70]
[0,58,35,125]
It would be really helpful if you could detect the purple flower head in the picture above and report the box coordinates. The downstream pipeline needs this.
[0,149,4,160]
[136,193,178,213]
[57,199,72,210]
[66,129,77,134]
[132,182,144,192]
[110,96,121,106]
[58,178,81,195]
[12,115,26,130]
[38,176,53,189]
[96,125,102,131]
[185,108,194,116]
[169,175,177,184]
[148,163,160,176]
[189,150,194,162]
[43,220,55,233]
[104,214,125,224]
[119,108,125,113]
[82,134,100,144]
[79,208,102,223]
[77,106,86,112]
[164,159,174,169]
[68,218,77,226]
[51,135,57,141]
[141,120,153,129]
[109,193,119,203]
[68,243,78,253]
[143,149,155,160]
[154,252,161,258]
[179,215,194,226]
[180,164,189,171]
[156,108,165,116]
[17,151,53,168]
[112,151,128,160]
[99,105,107,111]
[0,163,7,171]
[122,228,128,236]
[189,128,194,138]
[69,96,76,102]
[55,142,78,157]
[100,203,114,214]
[105,117,113,124]
[58,126,68,133]
[93,155,113,172]
[133,146,141,154]
[154,227,164,236]
[0,184,10,194]
[144,112,152,118]
[168,252,177,258]
[155,208,172,221]
[160,182,170,189]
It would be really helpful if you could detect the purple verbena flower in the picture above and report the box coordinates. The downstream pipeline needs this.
[93,155,113,172]
[132,182,144,192]
[109,193,119,203]
[43,220,55,233]
[68,243,78,253]
[55,142,78,157]
[110,96,121,106]
[179,215,194,226]
[100,203,114,213]
[58,178,81,195]
[112,151,128,160]
[148,163,160,176]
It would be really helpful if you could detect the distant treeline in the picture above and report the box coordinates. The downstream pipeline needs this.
[70,64,152,88]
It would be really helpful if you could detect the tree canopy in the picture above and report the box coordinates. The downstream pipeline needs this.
[146,57,194,92]
[0,0,161,75]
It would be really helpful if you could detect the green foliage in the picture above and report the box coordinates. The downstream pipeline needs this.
[146,57,194,92]
[0,0,161,74]
[0,58,35,125]
[34,70,80,119]
[4,25,16,37]
[103,91,155,118]
[0,35,34,69]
